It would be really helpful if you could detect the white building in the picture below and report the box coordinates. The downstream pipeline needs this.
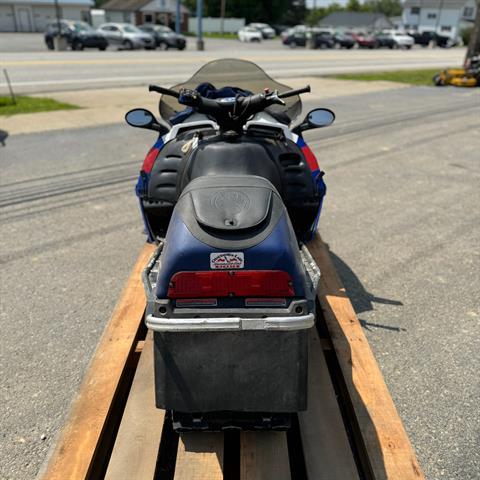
[0,0,93,32]
[402,0,477,39]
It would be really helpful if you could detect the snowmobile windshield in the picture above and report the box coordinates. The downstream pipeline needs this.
[159,58,302,125]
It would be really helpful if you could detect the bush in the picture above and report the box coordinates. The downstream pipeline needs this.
[461,27,473,46]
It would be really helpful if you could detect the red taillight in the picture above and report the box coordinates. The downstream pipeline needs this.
[168,270,295,298]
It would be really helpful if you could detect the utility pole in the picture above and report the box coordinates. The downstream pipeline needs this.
[434,0,445,35]
[220,0,226,35]
[175,0,181,34]
[197,0,204,50]
[54,0,66,50]
[54,0,61,34]
[464,4,480,66]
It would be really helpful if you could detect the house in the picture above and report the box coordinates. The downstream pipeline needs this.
[0,0,93,32]
[101,0,190,30]
[317,11,393,32]
[402,0,477,39]
[389,15,403,30]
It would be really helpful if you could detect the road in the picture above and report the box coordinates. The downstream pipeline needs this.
[1,36,466,94]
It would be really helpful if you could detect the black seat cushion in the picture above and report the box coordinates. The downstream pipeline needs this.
[177,176,285,249]
[189,181,272,231]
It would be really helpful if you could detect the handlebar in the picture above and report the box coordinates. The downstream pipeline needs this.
[148,85,180,98]
[148,83,311,131]
[278,85,311,99]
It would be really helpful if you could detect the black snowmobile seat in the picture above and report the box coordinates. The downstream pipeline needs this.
[188,179,272,231]
[176,175,285,249]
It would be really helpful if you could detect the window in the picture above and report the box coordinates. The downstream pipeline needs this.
[441,25,451,31]
[411,7,420,14]
[427,13,436,19]
[144,14,153,23]
[463,7,474,18]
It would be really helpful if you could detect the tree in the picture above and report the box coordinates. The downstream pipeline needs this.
[346,0,362,12]
[185,0,292,24]
[363,0,402,17]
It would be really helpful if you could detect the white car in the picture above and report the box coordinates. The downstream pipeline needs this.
[238,27,262,42]
[381,30,415,49]
[391,32,414,48]
[248,23,276,39]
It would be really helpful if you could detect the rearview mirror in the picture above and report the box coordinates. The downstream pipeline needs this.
[125,108,156,128]
[307,108,335,128]
[292,108,335,135]
[125,108,169,135]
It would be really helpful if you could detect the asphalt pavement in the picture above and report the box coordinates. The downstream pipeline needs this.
[1,35,466,95]
[1,84,479,479]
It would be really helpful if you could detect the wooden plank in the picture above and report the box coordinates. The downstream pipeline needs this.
[174,433,224,480]
[39,243,156,480]
[298,328,360,480]
[240,432,290,480]
[308,235,424,480]
[104,332,164,480]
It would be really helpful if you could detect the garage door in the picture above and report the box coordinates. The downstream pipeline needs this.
[32,6,56,32]
[0,5,15,32]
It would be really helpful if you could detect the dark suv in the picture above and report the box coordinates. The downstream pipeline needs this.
[44,20,108,50]
[309,30,335,49]
[138,24,186,50]
[409,31,456,48]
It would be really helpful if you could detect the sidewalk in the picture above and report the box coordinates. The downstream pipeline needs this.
[2,78,408,136]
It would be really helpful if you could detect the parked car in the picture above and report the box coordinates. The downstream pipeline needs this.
[281,25,308,47]
[332,32,356,49]
[44,20,108,51]
[138,24,186,50]
[349,31,376,48]
[375,31,414,49]
[238,27,262,42]
[308,30,335,49]
[97,23,155,50]
[248,23,276,39]
[271,24,289,36]
[408,31,456,48]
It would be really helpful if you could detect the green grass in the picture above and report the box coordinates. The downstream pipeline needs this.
[0,96,79,116]
[328,68,441,86]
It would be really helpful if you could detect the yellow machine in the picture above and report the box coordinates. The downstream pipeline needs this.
[433,56,480,87]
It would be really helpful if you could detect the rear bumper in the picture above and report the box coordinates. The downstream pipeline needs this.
[146,312,314,332]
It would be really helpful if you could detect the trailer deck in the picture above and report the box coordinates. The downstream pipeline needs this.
[38,235,424,480]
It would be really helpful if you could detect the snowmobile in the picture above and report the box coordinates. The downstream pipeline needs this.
[125,59,335,431]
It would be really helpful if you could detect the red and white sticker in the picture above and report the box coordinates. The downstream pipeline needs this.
[210,252,244,270]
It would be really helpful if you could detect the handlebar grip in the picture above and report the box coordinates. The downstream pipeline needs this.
[148,85,180,98]
[278,85,311,99]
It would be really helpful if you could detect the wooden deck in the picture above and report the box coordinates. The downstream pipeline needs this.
[38,236,423,480]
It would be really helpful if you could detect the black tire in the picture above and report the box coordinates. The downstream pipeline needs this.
[123,39,133,50]
[99,46,107,51]
[433,74,444,86]
[178,45,186,51]
[46,39,54,50]
[72,40,83,51]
